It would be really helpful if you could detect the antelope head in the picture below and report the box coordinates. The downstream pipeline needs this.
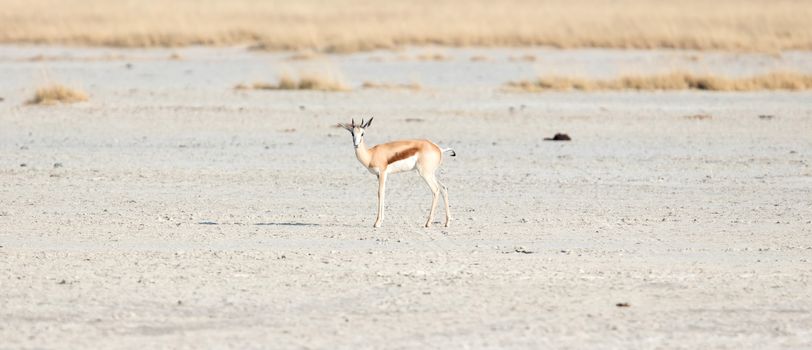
[339,117,373,148]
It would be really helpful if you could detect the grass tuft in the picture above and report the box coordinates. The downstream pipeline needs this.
[297,72,349,91]
[507,72,812,92]
[415,53,450,61]
[287,51,322,61]
[362,81,422,91]
[27,84,88,104]
[509,55,537,62]
[236,71,349,92]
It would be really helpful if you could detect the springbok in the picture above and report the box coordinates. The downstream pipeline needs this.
[339,118,455,228]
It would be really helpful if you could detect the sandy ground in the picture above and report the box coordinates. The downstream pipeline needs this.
[1,46,812,349]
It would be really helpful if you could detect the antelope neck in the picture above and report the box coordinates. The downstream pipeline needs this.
[355,139,372,168]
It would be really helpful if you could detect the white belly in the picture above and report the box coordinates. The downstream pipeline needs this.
[386,155,418,175]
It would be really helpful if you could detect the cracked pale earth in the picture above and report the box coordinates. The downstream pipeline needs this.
[1,46,811,349]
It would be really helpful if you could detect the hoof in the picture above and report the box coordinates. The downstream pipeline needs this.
[424,223,431,228]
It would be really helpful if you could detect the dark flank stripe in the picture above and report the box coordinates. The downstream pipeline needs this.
[386,147,419,165]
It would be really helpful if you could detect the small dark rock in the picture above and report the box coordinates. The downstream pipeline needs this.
[759,115,775,120]
[404,118,424,123]
[58,279,67,285]
[616,302,630,307]
[53,162,63,168]
[544,133,571,141]
[19,163,27,167]
[509,105,527,113]
[514,247,534,254]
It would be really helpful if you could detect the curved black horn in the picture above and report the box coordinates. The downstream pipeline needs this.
[360,118,365,127]
[365,117,373,128]
[351,118,355,127]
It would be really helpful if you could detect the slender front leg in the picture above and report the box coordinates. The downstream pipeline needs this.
[374,173,386,228]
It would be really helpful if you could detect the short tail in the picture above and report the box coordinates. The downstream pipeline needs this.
[441,148,456,157]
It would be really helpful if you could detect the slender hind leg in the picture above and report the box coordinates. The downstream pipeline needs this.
[374,173,386,228]
[419,169,441,228]
[438,180,450,227]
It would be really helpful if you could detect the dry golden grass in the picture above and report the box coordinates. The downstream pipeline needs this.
[509,55,537,62]
[23,54,126,62]
[507,72,812,92]
[298,73,349,91]
[362,81,422,91]
[287,51,322,61]
[236,72,349,92]
[2,0,810,52]
[27,84,88,104]
[415,53,450,61]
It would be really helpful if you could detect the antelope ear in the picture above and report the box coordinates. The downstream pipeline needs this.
[338,123,353,132]
[364,117,373,128]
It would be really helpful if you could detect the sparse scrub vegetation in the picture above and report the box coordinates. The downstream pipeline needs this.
[509,55,537,62]
[287,51,322,61]
[297,73,348,91]
[236,71,349,91]
[23,54,126,62]
[415,53,450,61]
[362,81,422,91]
[507,72,812,92]
[3,0,808,52]
[27,84,88,104]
